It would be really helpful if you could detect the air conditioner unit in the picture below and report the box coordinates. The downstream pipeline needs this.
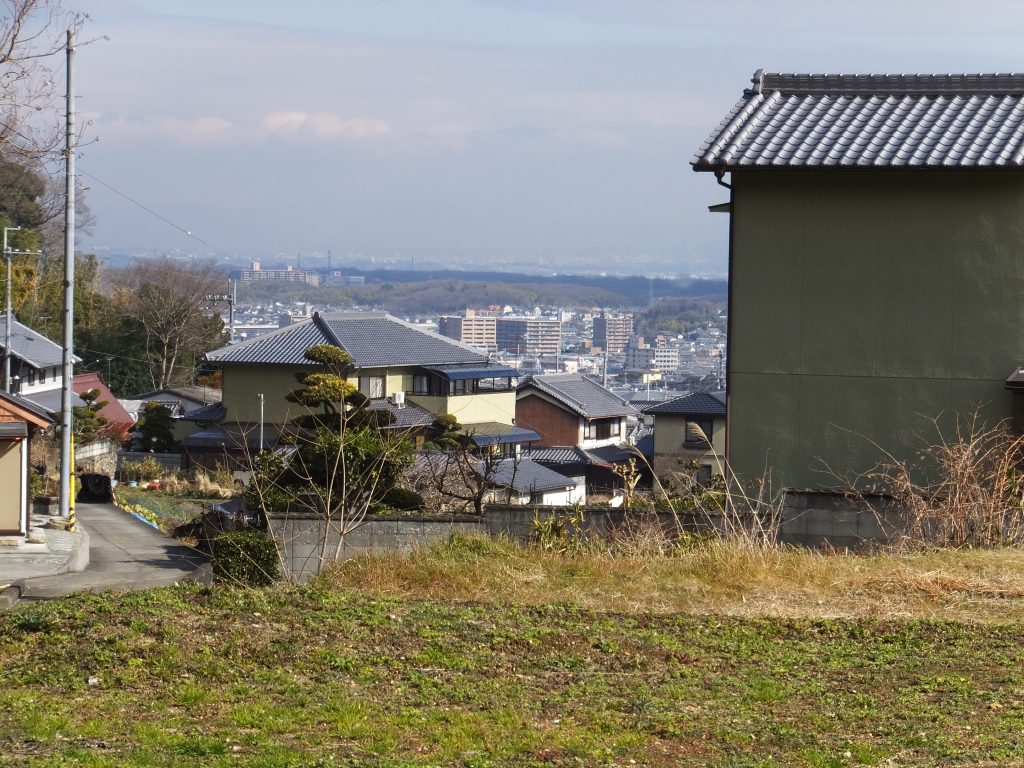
[392,391,406,408]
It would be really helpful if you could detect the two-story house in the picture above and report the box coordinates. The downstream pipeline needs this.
[0,317,80,414]
[642,391,726,486]
[516,373,646,496]
[191,311,537,468]
[695,71,1024,494]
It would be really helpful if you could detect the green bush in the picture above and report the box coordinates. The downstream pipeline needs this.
[381,487,425,511]
[210,530,281,587]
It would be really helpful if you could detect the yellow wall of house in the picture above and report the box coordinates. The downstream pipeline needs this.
[407,391,516,426]
[223,364,428,424]
[0,440,24,534]
[653,414,726,475]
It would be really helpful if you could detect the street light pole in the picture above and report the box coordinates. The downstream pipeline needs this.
[3,225,21,392]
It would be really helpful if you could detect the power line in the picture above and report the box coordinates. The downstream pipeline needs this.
[78,168,230,256]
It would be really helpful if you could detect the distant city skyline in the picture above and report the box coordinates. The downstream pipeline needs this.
[76,0,1024,274]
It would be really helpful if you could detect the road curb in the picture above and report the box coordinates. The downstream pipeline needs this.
[65,528,90,573]
[0,584,22,609]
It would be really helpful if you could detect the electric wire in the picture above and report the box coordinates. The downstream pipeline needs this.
[78,168,230,256]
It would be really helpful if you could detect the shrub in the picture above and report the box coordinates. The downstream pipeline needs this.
[138,456,165,481]
[381,487,425,512]
[210,530,281,587]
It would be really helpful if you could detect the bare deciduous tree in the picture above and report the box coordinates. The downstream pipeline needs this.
[110,256,228,390]
[0,1,85,158]
[411,447,522,514]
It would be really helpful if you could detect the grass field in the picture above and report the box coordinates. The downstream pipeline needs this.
[4,536,1024,766]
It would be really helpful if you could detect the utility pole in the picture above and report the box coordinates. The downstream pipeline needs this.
[3,225,20,391]
[257,392,264,454]
[205,287,235,341]
[58,29,76,523]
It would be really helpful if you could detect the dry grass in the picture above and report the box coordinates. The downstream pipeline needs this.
[320,534,1024,623]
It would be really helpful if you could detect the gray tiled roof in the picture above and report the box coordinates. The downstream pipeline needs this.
[647,391,726,417]
[0,317,79,369]
[694,70,1024,170]
[320,313,486,368]
[529,446,593,465]
[23,388,85,414]
[484,457,577,493]
[364,399,436,429]
[517,373,636,419]
[205,312,487,368]
[205,317,332,365]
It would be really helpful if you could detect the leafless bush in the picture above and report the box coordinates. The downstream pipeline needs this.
[863,414,1024,550]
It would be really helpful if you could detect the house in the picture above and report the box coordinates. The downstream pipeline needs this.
[129,385,222,417]
[695,71,1024,492]
[516,373,648,495]
[0,317,81,413]
[409,452,583,511]
[516,373,635,448]
[196,311,534,468]
[0,389,53,539]
[642,391,726,485]
[72,372,133,438]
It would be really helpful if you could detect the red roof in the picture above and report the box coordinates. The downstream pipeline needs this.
[73,372,134,428]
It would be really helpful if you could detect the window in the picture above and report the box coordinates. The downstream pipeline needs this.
[685,420,713,447]
[26,368,35,386]
[360,375,385,399]
[585,419,620,441]
[413,374,430,395]
[449,379,468,396]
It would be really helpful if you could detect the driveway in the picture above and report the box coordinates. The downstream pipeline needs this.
[17,502,207,600]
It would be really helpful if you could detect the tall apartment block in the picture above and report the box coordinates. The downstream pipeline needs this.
[437,310,497,353]
[592,311,633,354]
[495,316,560,356]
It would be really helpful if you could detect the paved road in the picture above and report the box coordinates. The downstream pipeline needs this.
[18,502,207,600]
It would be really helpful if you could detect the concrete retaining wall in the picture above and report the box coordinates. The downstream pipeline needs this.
[268,513,484,581]
[268,493,904,580]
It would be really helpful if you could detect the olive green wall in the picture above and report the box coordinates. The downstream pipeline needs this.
[222,364,312,423]
[730,171,1024,490]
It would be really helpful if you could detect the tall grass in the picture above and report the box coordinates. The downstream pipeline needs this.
[317,533,1024,623]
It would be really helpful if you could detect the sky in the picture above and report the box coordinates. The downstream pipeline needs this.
[60,0,1024,275]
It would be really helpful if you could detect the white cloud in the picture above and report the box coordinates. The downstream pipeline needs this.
[262,111,308,134]
[263,111,393,141]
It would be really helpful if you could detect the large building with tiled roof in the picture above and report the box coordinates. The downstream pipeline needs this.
[194,312,531,466]
[696,70,1024,491]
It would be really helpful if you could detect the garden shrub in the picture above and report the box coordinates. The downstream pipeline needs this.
[381,487,425,511]
[210,530,281,587]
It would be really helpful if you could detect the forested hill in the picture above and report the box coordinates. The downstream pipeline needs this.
[238,269,727,315]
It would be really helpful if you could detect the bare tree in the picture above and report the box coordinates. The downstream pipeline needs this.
[0,1,85,158]
[412,447,522,514]
[109,256,228,390]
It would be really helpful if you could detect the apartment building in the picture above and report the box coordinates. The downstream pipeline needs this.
[438,310,497,353]
[592,311,633,354]
[495,316,560,356]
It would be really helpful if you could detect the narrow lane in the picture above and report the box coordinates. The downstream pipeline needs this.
[18,502,206,599]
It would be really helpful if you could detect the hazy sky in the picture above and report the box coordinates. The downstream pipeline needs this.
[70,0,1024,275]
